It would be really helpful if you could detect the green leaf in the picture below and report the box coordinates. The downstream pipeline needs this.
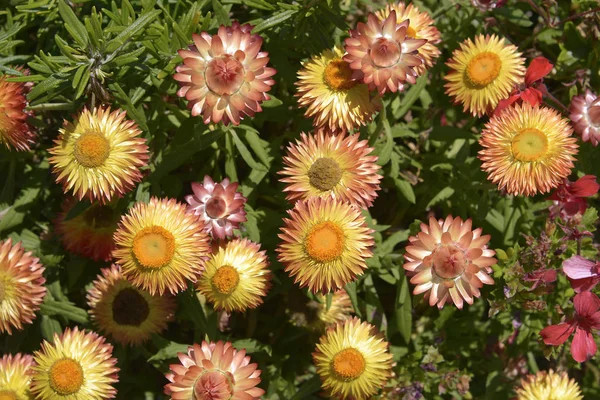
[230,129,267,171]
[253,9,297,33]
[240,126,271,166]
[426,186,455,208]
[290,376,322,400]
[430,126,473,141]
[105,9,162,54]
[375,120,393,166]
[40,315,62,341]
[148,341,189,361]
[232,339,272,356]
[345,281,362,318]
[40,300,89,324]
[261,94,282,108]
[392,73,427,119]
[394,178,416,204]
[58,0,89,47]
[394,275,412,343]
[28,76,67,101]
[212,0,231,25]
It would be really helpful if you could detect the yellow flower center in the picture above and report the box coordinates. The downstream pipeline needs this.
[112,287,150,326]
[83,205,115,229]
[205,55,245,96]
[466,52,501,87]
[371,38,402,68]
[406,26,417,38]
[432,245,467,280]
[308,157,343,191]
[0,391,17,400]
[324,60,356,91]
[305,221,345,263]
[73,130,110,168]
[211,265,240,295]
[511,128,548,162]
[49,358,84,396]
[332,348,366,381]
[132,225,176,269]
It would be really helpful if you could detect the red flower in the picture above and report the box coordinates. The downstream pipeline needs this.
[522,268,557,291]
[548,175,600,219]
[493,57,553,116]
[563,256,600,293]
[540,291,600,362]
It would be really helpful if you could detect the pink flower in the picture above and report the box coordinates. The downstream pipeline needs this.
[185,176,247,240]
[570,89,600,146]
[563,256,600,292]
[471,0,507,12]
[548,175,600,219]
[540,291,600,362]
[493,57,553,116]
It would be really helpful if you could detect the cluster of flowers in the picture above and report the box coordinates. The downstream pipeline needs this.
[0,0,598,399]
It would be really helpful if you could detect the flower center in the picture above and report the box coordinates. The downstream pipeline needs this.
[193,370,234,400]
[588,104,600,127]
[305,221,345,263]
[205,197,228,219]
[83,205,115,229]
[308,157,343,191]
[73,130,110,168]
[205,55,245,96]
[511,128,548,162]
[112,287,150,326]
[132,225,176,269]
[432,245,467,280]
[406,26,417,38]
[211,265,240,295]
[48,358,84,396]
[466,52,501,87]
[0,391,17,400]
[332,348,365,381]
[370,37,402,68]
[324,60,356,91]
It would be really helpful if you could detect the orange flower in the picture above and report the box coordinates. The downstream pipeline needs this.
[404,216,496,309]
[0,74,34,151]
[174,22,276,126]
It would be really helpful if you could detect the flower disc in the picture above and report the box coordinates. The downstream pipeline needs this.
[569,89,600,146]
[516,369,582,400]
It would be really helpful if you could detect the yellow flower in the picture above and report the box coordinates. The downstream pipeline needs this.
[295,47,381,133]
[516,369,582,400]
[0,75,34,151]
[31,327,119,399]
[279,131,382,208]
[277,197,374,294]
[313,318,392,400]
[49,107,149,204]
[87,264,176,346]
[0,353,34,400]
[478,104,578,196]
[375,2,442,75]
[312,289,354,330]
[197,238,271,312]
[444,34,525,117]
[112,197,210,295]
[0,239,46,334]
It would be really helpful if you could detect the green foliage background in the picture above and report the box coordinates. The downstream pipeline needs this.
[1,0,600,398]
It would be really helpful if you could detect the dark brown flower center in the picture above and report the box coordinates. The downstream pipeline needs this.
[308,157,343,191]
[205,197,228,219]
[112,287,150,326]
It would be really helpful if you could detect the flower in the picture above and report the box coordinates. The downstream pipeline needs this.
[279,131,382,207]
[31,327,119,399]
[312,317,392,400]
[471,0,507,12]
[185,176,247,240]
[295,47,381,133]
[494,57,554,116]
[404,216,496,309]
[49,107,149,204]
[54,198,119,261]
[174,22,276,126]
[516,370,582,400]
[112,197,210,295]
[569,89,600,146]
[540,291,600,362]
[374,2,441,75]
[562,256,600,293]
[478,104,578,196]
[87,264,176,346]
[164,340,264,399]
[344,11,427,94]
[0,238,46,334]
[548,175,600,220]
[0,353,35,399]
[197,238,271,312]
[0,74,34,151]
[277,197,374,294]
[444,34,525,116]
[311,289,354,331]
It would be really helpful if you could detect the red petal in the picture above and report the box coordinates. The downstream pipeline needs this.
[520,88,543,106]
[570,327,597,363]
[540,323,575,345]
[569,277,600,293]
[525,57,553,85]
[574,291,600,317]
[563,256,598,279]
[570,175,600,197]
[493,95,520,117]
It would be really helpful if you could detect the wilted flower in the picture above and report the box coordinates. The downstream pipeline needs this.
[344,11,427,94]
[563,255,600,293]
[174,22,276,126]
[516,369,582,400]
[0,74,35,151]
[569,89,600,146]
[548,175,600,219]
[471,0,507,12]
[185,176,247,240]
[164,341,264,399]
[404,216,497,309]
[540,291,600,362]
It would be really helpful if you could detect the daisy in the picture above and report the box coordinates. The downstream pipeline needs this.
[516,370,582,400]
[0,353,35,399]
